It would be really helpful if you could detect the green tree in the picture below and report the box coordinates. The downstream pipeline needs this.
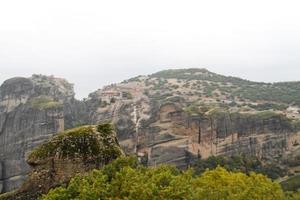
[193,167,284,200]
[42,157,285,200]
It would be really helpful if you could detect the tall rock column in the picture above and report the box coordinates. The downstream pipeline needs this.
[0,76,74,193]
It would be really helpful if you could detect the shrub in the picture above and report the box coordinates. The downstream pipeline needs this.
[281,175,300,192]
[42,157,285,200]
[31,96,63,110]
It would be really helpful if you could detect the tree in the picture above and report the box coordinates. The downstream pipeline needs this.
[42,157,285,200]
[193,167,284,200]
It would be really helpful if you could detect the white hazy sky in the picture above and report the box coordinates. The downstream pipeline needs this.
[0,0,300,99]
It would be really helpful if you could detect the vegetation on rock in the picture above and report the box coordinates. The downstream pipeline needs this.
[193,154,287,180]
[150,68,300,105]
[2,69,300,199]
[28,124,122,164]
[0,124,123,200]
[31,96,63,110]
[281,175,300,192]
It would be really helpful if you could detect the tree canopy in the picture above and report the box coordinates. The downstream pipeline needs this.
[42,156,286,200]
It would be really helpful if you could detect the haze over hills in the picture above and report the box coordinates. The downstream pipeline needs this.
[0,68,300,198]
[2,67,300,100]
[2,0,300,198]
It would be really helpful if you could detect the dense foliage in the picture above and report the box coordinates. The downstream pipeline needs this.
[193,154,287,180]
[285,190,300,200]
[281,175,300,192]
[42,156,285,200]
[28,124,122,164]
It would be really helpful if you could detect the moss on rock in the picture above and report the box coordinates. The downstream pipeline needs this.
[28,124,122,164]
[31,96,63,110]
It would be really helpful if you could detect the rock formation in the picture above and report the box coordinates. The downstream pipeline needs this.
[0,124,122,200]
[0,75,79,193]
[85,73,300,170]
[1,69,300,194]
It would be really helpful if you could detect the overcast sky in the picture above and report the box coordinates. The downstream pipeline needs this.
[1,0,300,99]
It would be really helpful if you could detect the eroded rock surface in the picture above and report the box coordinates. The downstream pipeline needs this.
[0,75,79,193]
[1,69,300,194]
[84,70,300,171]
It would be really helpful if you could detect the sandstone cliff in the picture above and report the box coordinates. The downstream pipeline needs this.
[1,69,300,195]
[0,75,83,193]
[84,69,300,171]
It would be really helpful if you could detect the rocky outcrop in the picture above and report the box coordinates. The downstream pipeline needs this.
[1,70,300,194]
[86,85,300,170]
[0,75,81,193]
[142,103,299,168]
[0,124,122,200]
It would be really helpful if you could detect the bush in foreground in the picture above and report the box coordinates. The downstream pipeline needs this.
[42,156,285,200]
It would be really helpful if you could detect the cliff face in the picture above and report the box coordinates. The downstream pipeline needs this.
[84,70,300,171]
[0,75,77,193]
[1,69,300,194]
[145,106,296,167]
[88,95,299,170]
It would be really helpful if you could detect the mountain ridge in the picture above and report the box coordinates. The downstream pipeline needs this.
[2,69,300,102]
[0,68,300,194]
